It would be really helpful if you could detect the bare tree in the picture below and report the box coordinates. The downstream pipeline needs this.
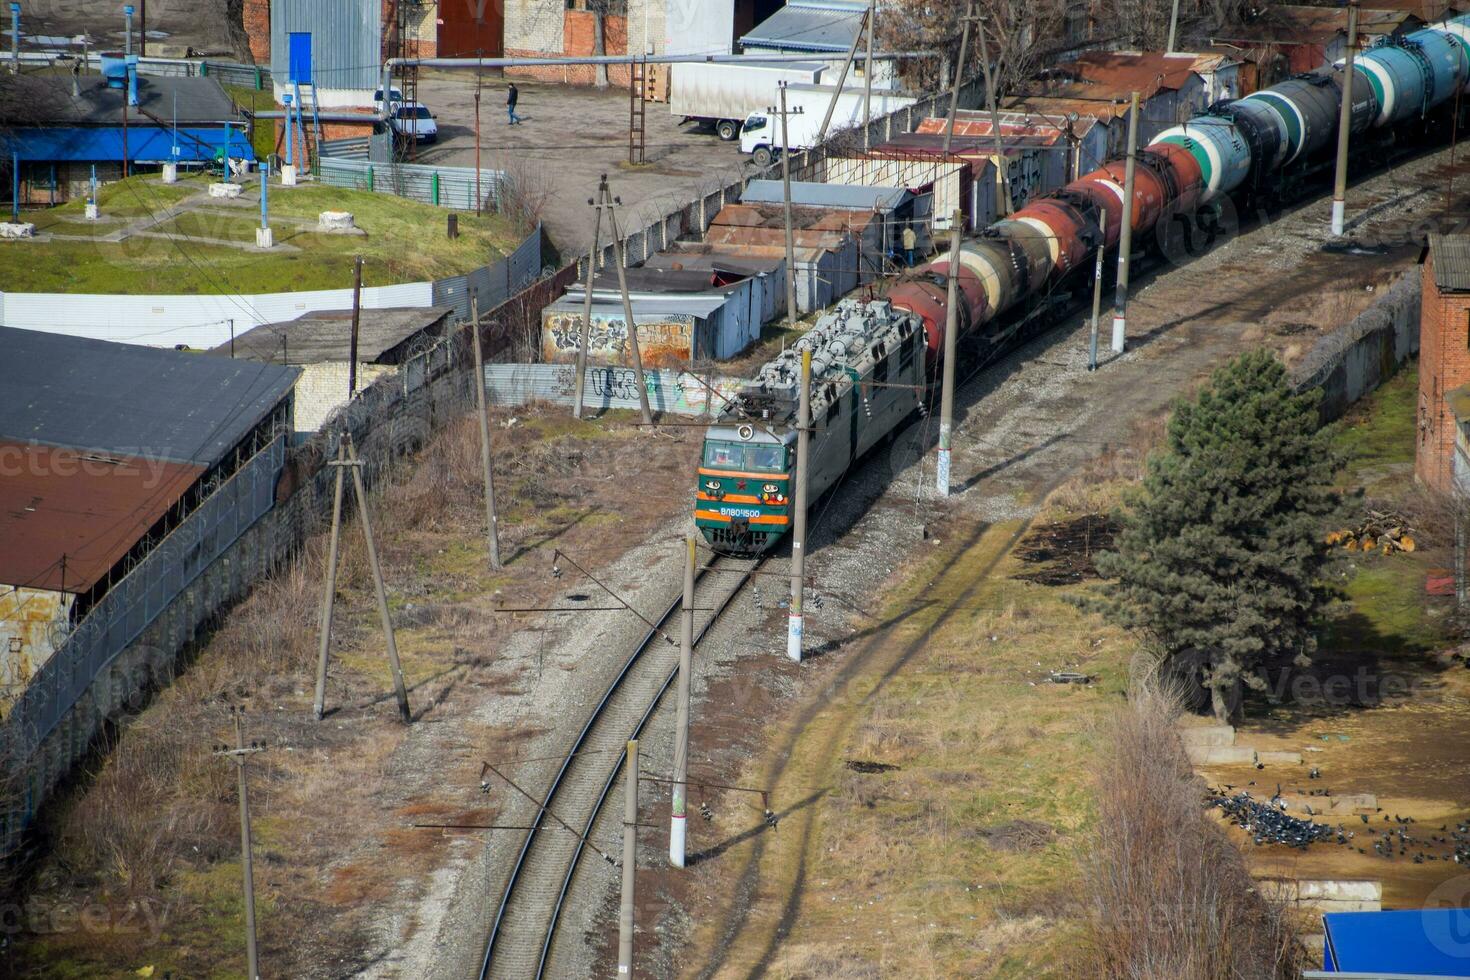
[877,0,1065,100]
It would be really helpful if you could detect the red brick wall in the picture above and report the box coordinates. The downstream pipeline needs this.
[507,10,631,86]
[243,0,270,65]
[1417,251,1470,491]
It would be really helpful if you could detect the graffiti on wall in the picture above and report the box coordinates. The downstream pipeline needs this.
[542,311,698,368]
[485,364,746,417]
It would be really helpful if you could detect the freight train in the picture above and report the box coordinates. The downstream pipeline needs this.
[697,14,1470,554]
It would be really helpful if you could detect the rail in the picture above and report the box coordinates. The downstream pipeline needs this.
[479,554,764,979]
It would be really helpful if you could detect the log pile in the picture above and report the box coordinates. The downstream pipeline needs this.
[1326,511,1416,555]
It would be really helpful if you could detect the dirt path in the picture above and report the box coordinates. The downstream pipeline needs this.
[678,143,1470,977]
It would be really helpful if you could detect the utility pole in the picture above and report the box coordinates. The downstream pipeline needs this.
[313,433,411,722]
[602,186,655,426]
[573,176,607,421]
[936,211,962,496]
[1166,0,1181,54]
[773,83,804,330]
[787,348,812,664]
[670,535,695,867]
[214,707,265,980]
[473,75,482,216]
[817,2,869,143]
[229,318,235,358]
[942,2,975,154]
[973,11,1011,215]
[1331,1,1360,236]
[1450,85,1462,210]
[862,0,875,150]
[348,254,363,397]
[470,297,503,570]
[618,738,639,977]
[1111,90,1140,355]
[1087,243,1105,371]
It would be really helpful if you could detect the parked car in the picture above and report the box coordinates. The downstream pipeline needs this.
[389,102,438,144]
[374,87,405,109]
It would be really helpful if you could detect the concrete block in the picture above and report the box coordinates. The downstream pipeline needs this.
[84,202,99,220]
[209,182,243,199]
[1186,744,1256,765]
[280,164,298,187]
[162,162,178,183]
[256,226,274,249]
[0,222,36,238]
[318,210,355,232]
[1178,725,1236,747]
[1255,750,1304,765]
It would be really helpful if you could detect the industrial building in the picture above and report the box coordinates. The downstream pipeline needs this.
[739,0,897,88]
[212,306,454,435]
[0,68,252,203]
[0,327,297,706]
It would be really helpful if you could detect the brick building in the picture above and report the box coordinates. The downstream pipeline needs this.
[1416,234,1470,492]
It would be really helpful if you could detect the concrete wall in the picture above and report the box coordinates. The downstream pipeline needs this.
[1292,269,1421,422]
[0,590,71,710]
[293,361,398,434]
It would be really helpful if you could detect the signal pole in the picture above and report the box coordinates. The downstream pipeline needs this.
[1111,90,1140,354]
[773,83,804,330]
[936,211,963,496]
[470,297,502,569]
[618,739,639,976]
[787,348,812,663]
[1331,1,1360,237]
[573,176,607,421]
[214,707,265,980]
[670,535,695,867]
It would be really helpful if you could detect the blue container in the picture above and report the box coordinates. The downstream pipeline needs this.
[1358,42,1430,125]
[1406,27,1467,108]
[1152,115,1253,202]
[98,51,128,87]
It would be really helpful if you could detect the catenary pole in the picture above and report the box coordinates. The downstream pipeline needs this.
[618,739,639,976]
[603,190,655,426]
[573,176,607,420]
[787,348,812,663]
[1111,90,1140,354]
[670,535,695,867]
[312,439,347,720]
[936,211,963,496]
[778,83,802,330]
[1331,1,1360,236]
[470,297,503,570]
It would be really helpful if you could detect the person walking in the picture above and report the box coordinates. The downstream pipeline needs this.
[507,83,523,126]
[901,222,917,267]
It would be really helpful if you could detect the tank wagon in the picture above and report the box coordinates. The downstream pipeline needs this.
[697,14,1470,551]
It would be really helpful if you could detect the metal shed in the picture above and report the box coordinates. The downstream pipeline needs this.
[1314,908,1470,976]
[270,0,381,101]
[642,244,787,325]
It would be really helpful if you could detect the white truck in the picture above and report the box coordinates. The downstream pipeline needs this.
[670,60,828,141]
[740,83,916,166]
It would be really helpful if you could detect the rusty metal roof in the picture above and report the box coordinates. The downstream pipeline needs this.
[1028,50,1214,101]
[1003,95,1131,125]
[0,441,202,593]
[914,110,1100,144]
[1430,234,1470,292]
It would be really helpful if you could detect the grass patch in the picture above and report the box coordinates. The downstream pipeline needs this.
[1330,363,1417,494]
[223,83,278,159]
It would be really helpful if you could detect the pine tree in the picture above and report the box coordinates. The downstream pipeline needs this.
[1093,350,1342,722]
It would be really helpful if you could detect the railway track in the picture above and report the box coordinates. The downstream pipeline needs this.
[479,553,766,980]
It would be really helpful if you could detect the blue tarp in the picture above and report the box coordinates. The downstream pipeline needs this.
[1323,909,1470,976]
[1,127,255,163]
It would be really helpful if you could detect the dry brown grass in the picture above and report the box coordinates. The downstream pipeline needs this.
[1081,676,1306,979]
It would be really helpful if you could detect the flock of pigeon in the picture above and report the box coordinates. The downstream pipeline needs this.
[1209,784,1470,865]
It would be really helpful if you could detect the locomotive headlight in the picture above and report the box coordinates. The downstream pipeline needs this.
[703,479,723,499]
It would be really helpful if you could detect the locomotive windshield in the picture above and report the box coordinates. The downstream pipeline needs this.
[703,441,787,470]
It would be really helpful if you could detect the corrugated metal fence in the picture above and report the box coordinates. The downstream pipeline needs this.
[484,363,744,417]
[433,226,545,321]
[4,434,286,762]
[319,156,508,213]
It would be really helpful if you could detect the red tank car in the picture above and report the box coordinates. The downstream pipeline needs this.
[1008,198,1094,276]
[889,260,987,359]
[1142,141,1205,214]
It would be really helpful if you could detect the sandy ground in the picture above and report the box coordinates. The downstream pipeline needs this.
[411,74,757,259]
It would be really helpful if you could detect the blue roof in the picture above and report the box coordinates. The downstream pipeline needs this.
[2,126,254,163]
[741,179,910,212]
[741,1,866,53]
[1324,910,1470,976]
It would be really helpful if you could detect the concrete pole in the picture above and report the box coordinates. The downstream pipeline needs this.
[787,348,812,664]
[1111,90,1140,355]
[817,4,868,143]
[573,177,606,421]
[9,4,18,75]
[1087,244,1104,371]
[604,195,655,426]
[863,0,875,151]
[1166,0,1181,54]
[346,435,411,723]
[231,710,260,980]
[974,14,1011,215]
[312,440,346,720]
[470,297,503,570]
[670,535,695,867]
[943,2,975,155]
[1331,2,1360,237]
[473,79,482,215]
[618,739,639,976]
[779,83,800,329]
[936,212,962,496]
[348,254,362,397]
